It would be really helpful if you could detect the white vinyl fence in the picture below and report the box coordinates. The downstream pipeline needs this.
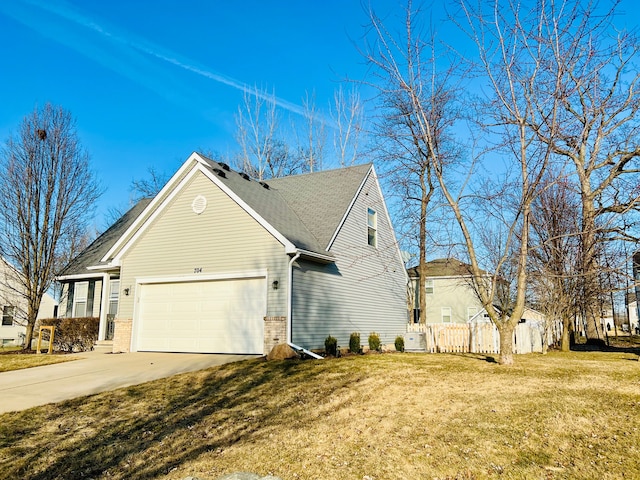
[406,319,562,354]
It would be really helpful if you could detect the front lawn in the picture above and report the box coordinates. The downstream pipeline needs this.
[0,351,639,479]
[0,350,76,372]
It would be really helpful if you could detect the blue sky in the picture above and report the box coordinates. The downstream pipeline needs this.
[0,0,409,224]
[1,0,639,229]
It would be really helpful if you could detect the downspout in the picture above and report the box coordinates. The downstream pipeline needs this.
[286,252,300,344]
[286,251,323,360]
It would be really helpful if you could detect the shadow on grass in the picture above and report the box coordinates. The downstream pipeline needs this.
[571,336,640,356]
[448,352,498,363]
[0,357,358,479]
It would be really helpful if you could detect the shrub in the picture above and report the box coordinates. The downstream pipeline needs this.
[368,332,381,352]
[39,317,99,352]
[395,335,405,352]
[324,335,338,357]
[349,332,361,354]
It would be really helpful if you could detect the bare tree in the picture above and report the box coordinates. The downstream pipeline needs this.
[0,104,101,348]
[130,166,169,202]
[235,86,301,180]
[363,3,458,325]
[294,91,326,173]
[529,174,582,351]
[520,0,640,340]
[443,0,555,364]
[330,86,365,167]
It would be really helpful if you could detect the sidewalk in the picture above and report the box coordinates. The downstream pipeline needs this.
[0,351,255,414]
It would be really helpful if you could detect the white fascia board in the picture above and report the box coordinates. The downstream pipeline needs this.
[370,165,410,284]
[423,274,491,280]
[55,272,106,282]
[101,152,203,262]
[86,261,120,271]
[326,164,373,251]
[109,155,297,263]
[135,269,269,285]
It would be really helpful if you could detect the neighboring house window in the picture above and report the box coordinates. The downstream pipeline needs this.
[467,307,478,321]
[73,281,89,317]
[2,306,15,326]
[442,307,452,323]
[425,279,434,295]
[367,208,377,247]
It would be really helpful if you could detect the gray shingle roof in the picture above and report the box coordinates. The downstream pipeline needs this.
[61,156,373,275]
[408,258,486,277]
[267,163,372,250]
[198,157,372,254]
[59,198,152,276]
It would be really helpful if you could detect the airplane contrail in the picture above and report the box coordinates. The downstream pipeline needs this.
[9,0,308,117]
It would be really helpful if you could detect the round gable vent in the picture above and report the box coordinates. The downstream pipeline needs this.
[191,195,207,215]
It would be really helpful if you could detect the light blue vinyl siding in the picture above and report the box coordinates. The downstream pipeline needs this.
[291,171,408,349]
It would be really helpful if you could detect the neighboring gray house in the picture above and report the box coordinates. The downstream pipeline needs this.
[408,258,485,324]
[56,152,408,354]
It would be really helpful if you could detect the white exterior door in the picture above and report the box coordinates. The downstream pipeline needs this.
[135,277,266,354]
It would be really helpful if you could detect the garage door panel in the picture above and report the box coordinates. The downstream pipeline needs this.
[136,277,266,354]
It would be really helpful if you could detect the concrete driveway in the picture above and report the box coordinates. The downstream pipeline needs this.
[0,351,256,414]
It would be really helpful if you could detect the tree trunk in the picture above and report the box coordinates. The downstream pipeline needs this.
[497,323,515,365]
[580,188,601,340]
[561,314,572,352]
[24,322,34,350]
[418,195,427,324]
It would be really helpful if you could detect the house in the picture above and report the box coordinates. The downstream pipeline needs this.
[407,258,484,324]
[1,257,58,346]
[56,152,408,355]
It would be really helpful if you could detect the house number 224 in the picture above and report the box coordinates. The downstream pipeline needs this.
[194,267,203,273]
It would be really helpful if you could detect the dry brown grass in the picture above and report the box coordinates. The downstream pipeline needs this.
[0,350,639,480]
[0,350,75,372]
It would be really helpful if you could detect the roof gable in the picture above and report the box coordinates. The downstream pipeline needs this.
[198,157,327,254]
[61,153,377,274]
[408,258,486,278]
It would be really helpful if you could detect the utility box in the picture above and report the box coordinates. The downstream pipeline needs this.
[404,332,427,352]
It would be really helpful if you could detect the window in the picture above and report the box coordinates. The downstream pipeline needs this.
[441,307,452,323]
[367,208,377,247]
[73,281,89,317]
[467,307,478,321]
[108,279,120,316]
[425,279,434,295]
[2,306,15,326]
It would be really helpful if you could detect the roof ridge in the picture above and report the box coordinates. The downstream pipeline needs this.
[266,162,371,183]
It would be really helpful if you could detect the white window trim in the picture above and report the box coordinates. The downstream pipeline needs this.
[73,281,89,317]
[2,305,15,326]
[425,279,434,295]
[467,307,478,321]
[441,307,452,323]
[367,207,377,248]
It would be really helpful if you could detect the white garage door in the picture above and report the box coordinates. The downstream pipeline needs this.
[135,277,266,354]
